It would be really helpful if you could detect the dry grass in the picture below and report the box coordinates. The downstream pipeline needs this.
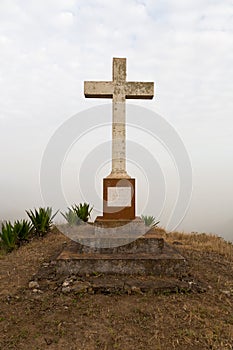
[151,228,233,261]
[0,228,233,349]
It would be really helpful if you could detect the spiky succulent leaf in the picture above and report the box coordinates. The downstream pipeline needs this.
[61,208,81,225]
[13,220,33,243]
[141,215,160,227]
[26,207,58,236]
[72,203,93,222]
[0,221,17,252]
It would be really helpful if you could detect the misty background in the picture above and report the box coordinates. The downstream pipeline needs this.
[0,0,232,241]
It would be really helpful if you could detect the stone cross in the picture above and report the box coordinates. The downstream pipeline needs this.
[84,57,154,178]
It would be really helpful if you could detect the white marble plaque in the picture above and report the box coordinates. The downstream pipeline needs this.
[107,187,131,207]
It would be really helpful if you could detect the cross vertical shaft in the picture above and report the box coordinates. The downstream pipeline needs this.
[112,58,128,178]
[84,57,154,178]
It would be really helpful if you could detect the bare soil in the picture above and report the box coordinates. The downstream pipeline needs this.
[0,228,233,350]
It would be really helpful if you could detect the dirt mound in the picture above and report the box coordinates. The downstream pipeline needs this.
[0,228,233,349]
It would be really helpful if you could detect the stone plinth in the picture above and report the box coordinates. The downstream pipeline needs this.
[58,218,146,249]
[94,216,142,231]
[56,236,187,277]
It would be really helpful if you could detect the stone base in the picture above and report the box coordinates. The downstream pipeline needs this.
[57,218,148,249]
[94,216,144,230]
[56,236,187,277]
[92,217,146,247]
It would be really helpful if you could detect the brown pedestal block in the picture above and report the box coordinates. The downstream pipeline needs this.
[100,178,135,220]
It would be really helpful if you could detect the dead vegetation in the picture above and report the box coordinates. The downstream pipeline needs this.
[0,228,233,350]
[156,229,233,261]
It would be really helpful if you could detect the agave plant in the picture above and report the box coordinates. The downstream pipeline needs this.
[72,203,93,223]
[13,220,33,244]
[61,208,81,225]
[0,221,17,252]
[141,215,160,227]
[26,207,58,236]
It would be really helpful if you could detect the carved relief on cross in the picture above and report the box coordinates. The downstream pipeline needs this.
[84,57,154,179]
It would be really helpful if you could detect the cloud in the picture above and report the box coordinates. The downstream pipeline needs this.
[51,11,74,28]
[0,0,232,239]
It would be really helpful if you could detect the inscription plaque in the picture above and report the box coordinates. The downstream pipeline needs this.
[107,187,131,207]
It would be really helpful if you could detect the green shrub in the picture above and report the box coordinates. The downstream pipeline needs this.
[61,208,81,225]
[13,220,33,244]
[72,203,93,223]
[62,203,93,224]
[0,221,17,252]
[141,215,159,227]
[26,207,58,236]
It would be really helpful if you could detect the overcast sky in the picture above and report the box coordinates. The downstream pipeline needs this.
[0,0,232,240]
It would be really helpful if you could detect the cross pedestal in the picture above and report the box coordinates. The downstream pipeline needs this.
[102,178,135,220]
[84,58,154,221]
[56,57,186,278]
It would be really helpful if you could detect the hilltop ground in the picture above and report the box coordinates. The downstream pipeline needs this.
[0,228,232,350]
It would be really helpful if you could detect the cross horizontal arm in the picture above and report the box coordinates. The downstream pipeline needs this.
[84,81,114,98]
[125,82,154,99]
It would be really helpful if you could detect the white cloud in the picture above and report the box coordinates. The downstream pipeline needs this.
[51,11,74,28]
[0,0,232,238]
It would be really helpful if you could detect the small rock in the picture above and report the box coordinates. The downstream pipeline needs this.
[221,290,231,296]
[72,281,89,294]
[42,263,49,268]
[62,286,71,293]
[32,289,43,294]
[29,281,40,289]
[62,281,70,287]
[131,286,143,294]
[45,338,53,345]
[188,281,194,287]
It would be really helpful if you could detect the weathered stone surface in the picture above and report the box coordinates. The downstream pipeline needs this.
[56,256,186,277]
[72,281,90,294]
[56,237,186,277]
[84,57,154,178]
[58,218,149,248]
[95,215,142,238]
[33,261,206,295]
